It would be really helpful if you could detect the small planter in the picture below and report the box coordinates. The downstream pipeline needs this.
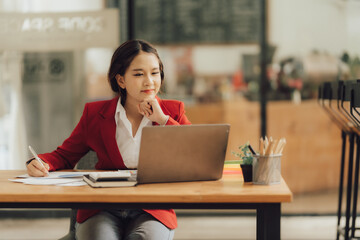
[240,164,253,182]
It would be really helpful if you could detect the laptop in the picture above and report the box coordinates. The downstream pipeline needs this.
[136,124,230,184]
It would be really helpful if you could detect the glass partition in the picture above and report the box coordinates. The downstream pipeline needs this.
[0,0,118,169]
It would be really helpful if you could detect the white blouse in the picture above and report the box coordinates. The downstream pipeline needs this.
[114,99,152,169]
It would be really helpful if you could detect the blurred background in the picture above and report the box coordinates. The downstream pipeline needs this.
[1,0,360,238]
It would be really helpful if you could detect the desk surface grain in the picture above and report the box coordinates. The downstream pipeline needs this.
[0,170,292,204]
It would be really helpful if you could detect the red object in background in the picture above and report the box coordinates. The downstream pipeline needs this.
[232,70,246,91]
[288,78,303,90]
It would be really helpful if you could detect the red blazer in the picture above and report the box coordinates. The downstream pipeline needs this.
[38,96,191,229]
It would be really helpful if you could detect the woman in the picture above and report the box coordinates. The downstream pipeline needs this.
[26,39,191,240]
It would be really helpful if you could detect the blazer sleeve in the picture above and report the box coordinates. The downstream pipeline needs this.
[165,101,191,126]
[38,104,91,171]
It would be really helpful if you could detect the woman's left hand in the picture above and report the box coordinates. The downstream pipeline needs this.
[138,97,168,125]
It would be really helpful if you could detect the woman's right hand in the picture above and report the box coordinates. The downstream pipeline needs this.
[26,159,50,177]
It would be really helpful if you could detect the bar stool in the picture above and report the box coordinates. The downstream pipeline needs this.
[348,81,360,239]
[319,81,348,239]
[319,80,359,240]
[329,81,353,240]
[337,80,360,239]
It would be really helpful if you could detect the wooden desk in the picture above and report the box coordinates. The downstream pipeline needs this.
[0,170,292,240]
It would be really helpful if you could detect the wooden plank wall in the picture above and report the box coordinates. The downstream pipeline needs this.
[185,98,342,194]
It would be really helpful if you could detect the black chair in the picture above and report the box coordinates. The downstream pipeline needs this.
[326,81,351,240]
[58,151,98,240]
[347,81,360,239]
[339,80,358,240]
[319,80,360,240]
[325,80,360,240]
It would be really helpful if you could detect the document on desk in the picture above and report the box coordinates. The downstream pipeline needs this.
[9,178,86,186]
[16,171,93,179]
[8,171,96,186]
[9,171,135,186]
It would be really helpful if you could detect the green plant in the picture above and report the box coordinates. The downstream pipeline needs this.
[232,142,253,165]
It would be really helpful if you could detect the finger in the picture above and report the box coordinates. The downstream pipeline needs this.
[139,101,149,110]
[148,99,160,112]
[144,105,153,114]
[44,162,50,171]
[137,104,145,115]
[143,107,153,116]
[139,101,147,108]
[146,101,153,111]
[27,162,48,177]
[32,160,49,175]
[139,105,146,115]
[140,103,152,115]
[143,110,150,117]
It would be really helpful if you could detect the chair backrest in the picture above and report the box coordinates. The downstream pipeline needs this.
[75,151,98,170]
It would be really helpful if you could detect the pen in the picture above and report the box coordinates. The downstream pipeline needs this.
[28,145,48,173]
[248,144,256,155]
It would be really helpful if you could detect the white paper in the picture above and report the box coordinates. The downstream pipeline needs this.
[16,171,96,179]
[9,178,84,186]
[11,170,137,186]
[8,179,27,183]
[57,181,87,186]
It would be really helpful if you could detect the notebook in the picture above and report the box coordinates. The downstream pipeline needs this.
[83,171,137,187]
[136,124,230,184]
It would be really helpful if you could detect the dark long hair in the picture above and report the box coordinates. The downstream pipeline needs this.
[108,39,164,106]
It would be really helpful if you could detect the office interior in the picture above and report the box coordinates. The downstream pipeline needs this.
[1,0,360,239]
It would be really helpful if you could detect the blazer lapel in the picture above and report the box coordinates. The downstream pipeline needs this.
[99,97,126,169]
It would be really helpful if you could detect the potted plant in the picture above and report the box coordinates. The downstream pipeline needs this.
[232,142,254,182]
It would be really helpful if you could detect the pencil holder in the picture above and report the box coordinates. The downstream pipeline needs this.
[252,154,281,185]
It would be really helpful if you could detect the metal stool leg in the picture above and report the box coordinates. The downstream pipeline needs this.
[337,131,348,240]
[351,135,360,238]
[345,132,356,240]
